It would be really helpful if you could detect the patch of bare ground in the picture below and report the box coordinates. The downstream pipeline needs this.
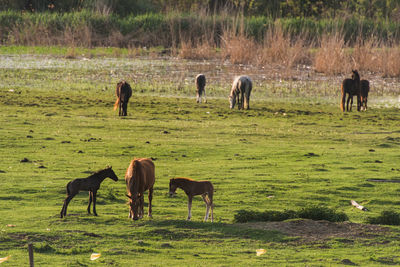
[238,219,389,243]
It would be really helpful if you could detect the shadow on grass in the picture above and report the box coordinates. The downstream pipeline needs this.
[146,219,288,243]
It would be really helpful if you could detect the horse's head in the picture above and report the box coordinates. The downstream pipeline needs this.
[126,193,141,220]
[352,70,360,81]
[169,179,178,197]
[106,166,119,181]
[229,95,236,109]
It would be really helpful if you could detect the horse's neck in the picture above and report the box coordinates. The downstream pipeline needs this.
[177,180,191,191]
[94,172,109,184]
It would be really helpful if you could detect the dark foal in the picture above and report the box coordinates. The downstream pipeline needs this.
[169,177,214,222]
[341,70,361,112]
[60,166,118,218]
[195,74,207,103]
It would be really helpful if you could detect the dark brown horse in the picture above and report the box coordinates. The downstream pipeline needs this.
[341,70,361,112]
[113,81,132,116]
[229,75,252,110]
[195,74,207,103]
[169,177,214,222]
[60,167,118,218]
[360,79,370,111]
[125,158,155,221]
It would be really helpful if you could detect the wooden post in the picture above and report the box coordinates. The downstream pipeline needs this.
[28,243,34,267]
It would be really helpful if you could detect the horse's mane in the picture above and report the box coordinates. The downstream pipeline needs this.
[88,167,111,178]
[174,177,195,181]
[131,159,143,191]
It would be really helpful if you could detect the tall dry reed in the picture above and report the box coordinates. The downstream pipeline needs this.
[314,33,350,74]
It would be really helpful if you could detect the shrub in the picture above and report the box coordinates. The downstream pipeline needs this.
[367,211,400,225]
[234,206,348,223]
[297,205,348,222]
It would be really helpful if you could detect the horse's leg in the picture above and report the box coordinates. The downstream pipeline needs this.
[340,86,346,112]
[87,191,92,214]
[346,95,351,111]
[148,188,153,218]
[92,191,98,216]
[240,92,245,110]
[207,190,214,222]
[357,94,361,111]
[245,88,251,110]
[201,194,210,222]
[350,96,354,111]
[61,195,75,218]
[196,91,200,103]
[187,196,193,221]
[237,94,241,110]
[123,102,128,116]
[203,89,207,103]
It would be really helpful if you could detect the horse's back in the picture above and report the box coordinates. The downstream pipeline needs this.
[231,75,252,95]
[140,158,155,188]
[196,74,206,89]
[126,158,155,191]
[120,82,132,102]
[342,78,354,94]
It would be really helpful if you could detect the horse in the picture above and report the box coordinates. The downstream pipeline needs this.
[113,80,132,116]
[125,158,155,221]
[60,166,119,218]
[195,74,207,103]
[229,75,252,110]
[169,177,214,222]
[360,79,370,111]
[341,70,361,112]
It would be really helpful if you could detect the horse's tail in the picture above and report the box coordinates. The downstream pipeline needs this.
[340,83,346,112]
[113,97,120,111]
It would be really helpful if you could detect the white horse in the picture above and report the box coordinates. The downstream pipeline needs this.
[229,75,252,110]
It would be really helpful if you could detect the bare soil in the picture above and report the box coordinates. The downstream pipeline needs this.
[240,219,389,243]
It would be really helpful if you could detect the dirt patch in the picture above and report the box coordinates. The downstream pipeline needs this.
[239,219,389,242]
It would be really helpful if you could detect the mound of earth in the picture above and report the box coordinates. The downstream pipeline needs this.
[240,219,389,242]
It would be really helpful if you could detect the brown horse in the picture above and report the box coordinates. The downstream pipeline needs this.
[229,75,252,110]
[195,74,207,103]
[60,166,119,218]
[113,80,132,116]
[360,79,370,111]
[169,177,214,222]
[125,158,155,221]
[341,70,361,112]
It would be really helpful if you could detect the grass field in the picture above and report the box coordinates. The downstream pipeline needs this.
[1,48,400,266]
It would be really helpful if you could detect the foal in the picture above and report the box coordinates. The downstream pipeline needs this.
[60,166,119,218]
[169,177,214,222]
[195,74,207,103]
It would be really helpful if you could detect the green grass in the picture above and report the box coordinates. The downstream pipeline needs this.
[1,52,400,266]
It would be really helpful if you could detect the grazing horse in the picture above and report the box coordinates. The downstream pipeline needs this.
[195,74,207,103]
[169,177,214,222]
[113,80,132,116]
[360,79,370,111]
[341,70,361,112]
[125,158,155,221]
[60,166,119,218]
[229,75,252,110]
